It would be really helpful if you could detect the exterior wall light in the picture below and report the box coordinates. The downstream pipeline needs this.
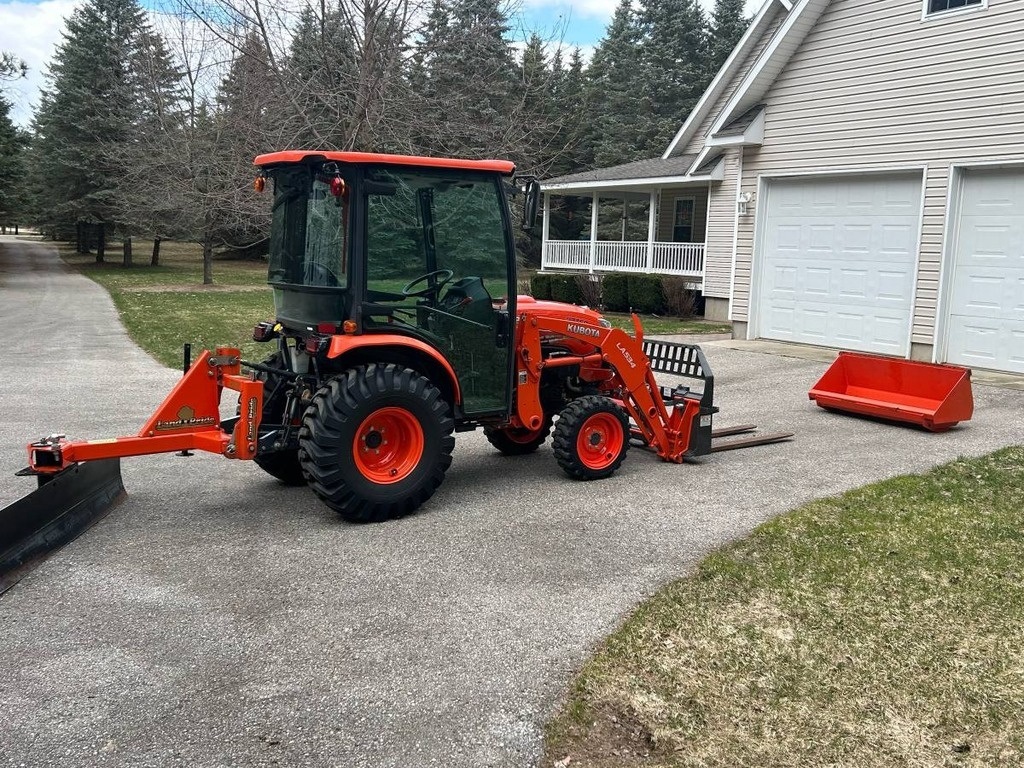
[737,192,754,216]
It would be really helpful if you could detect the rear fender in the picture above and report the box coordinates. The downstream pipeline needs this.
[326,335,462,408]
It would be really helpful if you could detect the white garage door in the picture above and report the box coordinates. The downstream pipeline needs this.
[756,174,921,355]
[944,169,1024,373]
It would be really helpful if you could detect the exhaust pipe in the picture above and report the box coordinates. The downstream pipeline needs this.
[0,459,125,594]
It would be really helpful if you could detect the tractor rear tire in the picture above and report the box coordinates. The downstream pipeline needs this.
[552,395,630,480]
[298,364,455,523]
[249,351,306,486]
[254,450,306,486]
[484,417,553,456]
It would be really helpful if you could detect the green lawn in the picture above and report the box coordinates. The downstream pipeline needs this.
[603,313,731,336]
[544,447,1024,767]
[62,240,732,367]
[61,240,274,367]
[62,240,267,289]
[107,290,274,368]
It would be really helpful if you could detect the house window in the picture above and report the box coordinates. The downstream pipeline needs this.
[673,198,695,243]
[926,0,983,15]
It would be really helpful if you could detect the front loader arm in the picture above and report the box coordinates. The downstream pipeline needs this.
[514,314,703,462]
[27,347,263,473]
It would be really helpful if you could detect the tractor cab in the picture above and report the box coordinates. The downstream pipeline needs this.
[256,151,526,414]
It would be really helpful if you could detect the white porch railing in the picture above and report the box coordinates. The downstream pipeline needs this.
[543,240,704,279]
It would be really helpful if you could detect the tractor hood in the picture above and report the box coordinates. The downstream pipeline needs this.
[514,295,608,326]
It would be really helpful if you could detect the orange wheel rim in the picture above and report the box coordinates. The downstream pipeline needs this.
[353,407,424,484]
[576,412,623,470]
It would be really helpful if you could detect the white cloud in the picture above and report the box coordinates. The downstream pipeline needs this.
[0,0,82,125]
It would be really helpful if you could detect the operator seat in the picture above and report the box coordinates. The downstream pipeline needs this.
[439,277,495,326]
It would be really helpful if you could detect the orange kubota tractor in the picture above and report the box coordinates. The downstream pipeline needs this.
[0,151,789,590]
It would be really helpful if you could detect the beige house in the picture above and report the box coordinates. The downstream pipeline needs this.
[540,0,1024,374]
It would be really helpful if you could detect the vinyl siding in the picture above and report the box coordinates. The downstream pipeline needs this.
[734,0,1024,347]
[656,186,709,243]
[675,10,787,158]
[705,151,741,298]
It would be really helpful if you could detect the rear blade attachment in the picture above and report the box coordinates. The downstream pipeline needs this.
[0,459,125,595]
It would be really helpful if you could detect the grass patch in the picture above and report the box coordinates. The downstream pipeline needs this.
[60,239,731,366]
[61,240,273,367]
[602,314,732,336]
[108,291,274,368]
[544,447,1024,768]
[61,240,267,289]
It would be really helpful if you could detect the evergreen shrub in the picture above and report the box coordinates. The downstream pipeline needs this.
[602,273,630,312]
[530,273,553,300]
[628,274,666,314]
[550,275,584,305]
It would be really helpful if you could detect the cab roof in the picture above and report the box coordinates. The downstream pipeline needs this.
[254,150,516,175]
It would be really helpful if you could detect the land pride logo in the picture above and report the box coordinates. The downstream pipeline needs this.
[156,405,217,431]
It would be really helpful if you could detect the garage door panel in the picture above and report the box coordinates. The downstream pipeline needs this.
[945,169,1024,372]
[946,320,1024,371]
[878,270,913,304]
[757,173,919,355]
[838,268,868,299]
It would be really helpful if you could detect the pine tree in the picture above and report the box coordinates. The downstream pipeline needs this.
[587,0,648,167]
[29,0,156,258]
[547,48,589,242]
[285,6,359,147]
[114,27,186,263]
[708,0,749,75]
[412,0,517,157]
[0,96,27,230]
[638,0,708,154]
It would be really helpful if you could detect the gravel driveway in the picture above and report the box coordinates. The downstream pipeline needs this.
[1,237,1021,768]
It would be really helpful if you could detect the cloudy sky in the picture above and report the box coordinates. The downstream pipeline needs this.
[0,0,756,127]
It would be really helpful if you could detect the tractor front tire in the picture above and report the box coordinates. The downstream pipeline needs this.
[484,417,553,456]
[298,364,455,523]
[552,396,630,480]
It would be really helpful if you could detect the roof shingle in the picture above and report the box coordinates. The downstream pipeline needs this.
[544,154,698,186]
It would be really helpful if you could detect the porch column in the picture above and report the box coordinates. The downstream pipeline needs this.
[589,192,599,274]
[645,191,658,274]
[621,197,628,241]
[541,192,551,269]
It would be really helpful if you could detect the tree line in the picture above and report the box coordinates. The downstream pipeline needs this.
[0,0,746,278]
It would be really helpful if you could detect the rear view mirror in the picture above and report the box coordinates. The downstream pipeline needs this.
[522,179,540,231]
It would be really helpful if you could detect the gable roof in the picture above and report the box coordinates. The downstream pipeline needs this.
[662,0,790,158]
[664,0,833,161]
[706,0,832,140]
[716,104,766,137]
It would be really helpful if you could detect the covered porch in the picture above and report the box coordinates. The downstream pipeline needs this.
[539,154,723,285]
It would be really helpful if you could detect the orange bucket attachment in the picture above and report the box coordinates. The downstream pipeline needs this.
[809,352,973,432]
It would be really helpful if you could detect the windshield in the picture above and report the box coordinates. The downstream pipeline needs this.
[268,166,350,288]
[364,168,510,301]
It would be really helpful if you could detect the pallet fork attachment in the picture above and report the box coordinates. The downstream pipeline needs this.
[0,347,263,590]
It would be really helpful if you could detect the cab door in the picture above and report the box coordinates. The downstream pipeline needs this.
[363,167,515,415]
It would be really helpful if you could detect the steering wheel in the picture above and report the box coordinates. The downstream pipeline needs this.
[402,269,454,299]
